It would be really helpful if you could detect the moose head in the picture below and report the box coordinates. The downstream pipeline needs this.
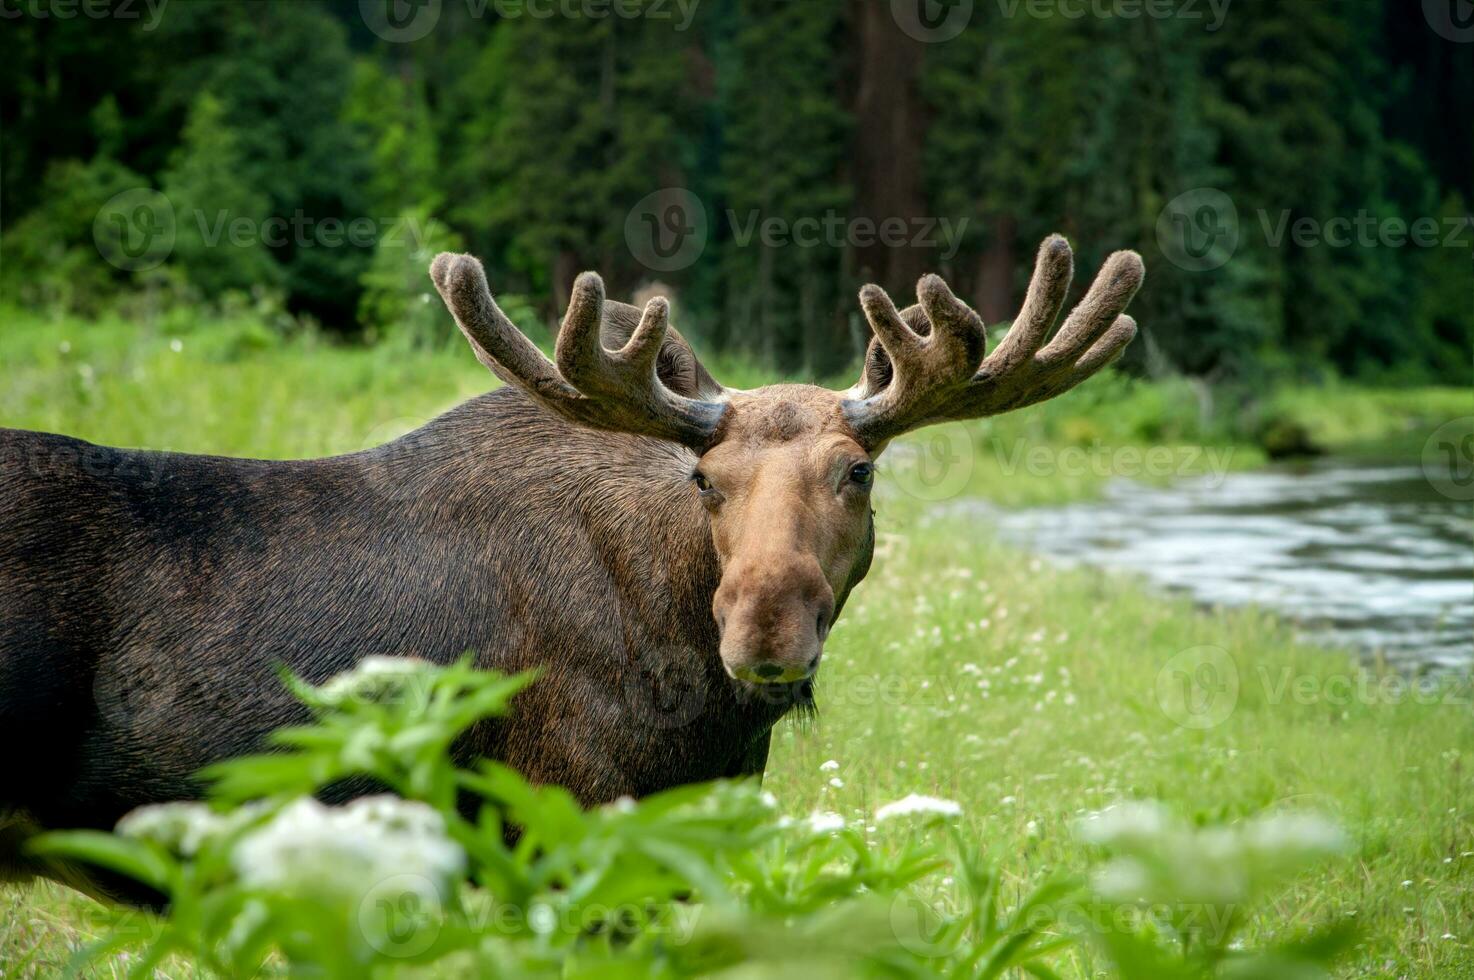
[429,236,1142,687]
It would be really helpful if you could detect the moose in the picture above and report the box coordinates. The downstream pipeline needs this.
[1,235,1142,898]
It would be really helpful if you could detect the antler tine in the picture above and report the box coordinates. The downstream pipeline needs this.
[841,237,1144,450]
[858,284,923,370]
[431,253,726,448]
[986,234,1074,372]
[1033,250,1144,367]
[620,295,672,375]
[430,252,577,399]
[916,273,987,373]
[556,277,672,398]
[553,271,609,393]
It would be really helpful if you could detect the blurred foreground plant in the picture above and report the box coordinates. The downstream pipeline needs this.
[30,658,1355,978]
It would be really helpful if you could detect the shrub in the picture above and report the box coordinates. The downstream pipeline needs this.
[31,659,1354,978]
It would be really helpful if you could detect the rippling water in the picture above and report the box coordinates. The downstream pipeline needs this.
[948,461,1473,670]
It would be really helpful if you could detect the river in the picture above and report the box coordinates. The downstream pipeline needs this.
[946,459,1473,671]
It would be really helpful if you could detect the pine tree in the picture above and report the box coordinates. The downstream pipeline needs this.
[191,3,374,326]
[716,0,851,371]
[344,58,442,219]
[447,8,703,311]
[161,93,280,299]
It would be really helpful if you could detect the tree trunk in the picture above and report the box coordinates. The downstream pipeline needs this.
[846,0,930,295]
[974,213,1017,324]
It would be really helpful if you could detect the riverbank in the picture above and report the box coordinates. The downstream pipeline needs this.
[3,309,1471,976]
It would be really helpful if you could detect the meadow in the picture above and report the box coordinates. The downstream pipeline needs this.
[1,308,1470,977]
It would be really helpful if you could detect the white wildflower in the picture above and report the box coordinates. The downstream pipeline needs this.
[315,655,430,706]
[232,796,464,902]
[118,800,266,857]
[807,812,847,834]
[819,759,840,772]
[1076,801,1173,849]
[875,794,962,822]
[1242,812,1348,863]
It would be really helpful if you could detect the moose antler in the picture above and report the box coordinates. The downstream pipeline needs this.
[430,253,728,448]
[842,235,1144,449]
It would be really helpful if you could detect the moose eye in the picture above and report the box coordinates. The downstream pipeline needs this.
[692,471,714,494]
[848,462,874,488]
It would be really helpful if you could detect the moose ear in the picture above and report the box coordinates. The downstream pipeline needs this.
[600,299,723,400]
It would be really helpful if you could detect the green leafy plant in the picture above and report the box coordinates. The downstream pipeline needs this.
[29,658,1355,978]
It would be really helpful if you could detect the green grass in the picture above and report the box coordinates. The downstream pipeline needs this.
[2,308,1470,977]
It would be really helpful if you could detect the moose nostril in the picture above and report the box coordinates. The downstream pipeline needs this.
[755,663,783,680]
[816,612,827,639]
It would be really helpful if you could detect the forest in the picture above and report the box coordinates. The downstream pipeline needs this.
[2,0,1470,383]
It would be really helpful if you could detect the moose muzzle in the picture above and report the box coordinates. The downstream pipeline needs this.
[712,558,835,684]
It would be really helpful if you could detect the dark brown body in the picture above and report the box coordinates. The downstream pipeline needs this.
[0,387,834,885]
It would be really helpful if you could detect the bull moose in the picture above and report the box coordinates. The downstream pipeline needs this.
[0,235,1142,897]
